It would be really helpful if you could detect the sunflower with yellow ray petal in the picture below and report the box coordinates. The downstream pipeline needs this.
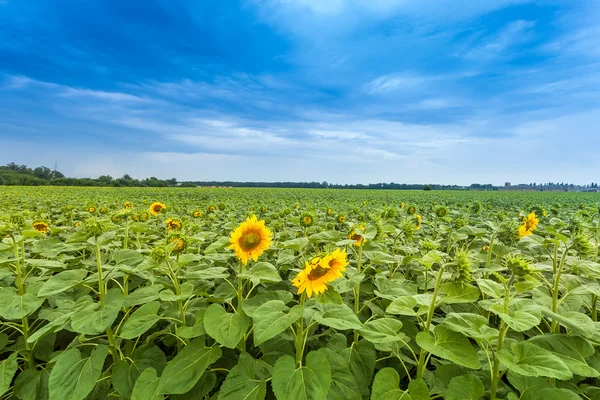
[124,201,133,209]
[149,202,166,216]
[292,248,348,298]
[415,214,423,230]
[166,218,182,231]
[32,221,49,234]
[348,225,366,246]
[518,212,539,238]
[229,215,272,264]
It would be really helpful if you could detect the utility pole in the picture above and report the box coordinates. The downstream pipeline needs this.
[51,161,58,180]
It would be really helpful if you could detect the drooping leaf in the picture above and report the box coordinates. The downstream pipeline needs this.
[120,301,161,339]
[496,341,573,380]
[204,304,251,349]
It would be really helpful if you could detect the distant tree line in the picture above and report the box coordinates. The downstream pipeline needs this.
[185,181,476,190]
[0,163,178,187]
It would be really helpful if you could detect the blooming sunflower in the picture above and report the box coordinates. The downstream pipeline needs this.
[518,212,539,238]
[124,202,133,209]
[149,202,166,216]
[415,214,422,230]
[193,210,203,218]
[88,207,96,213]
[32,221,49,234]
[348,225,366,246]
[229,215,272,264]
[300,213,314,227]
[337,215,345,224]
[292,248,348,297]
[166,218,182,231]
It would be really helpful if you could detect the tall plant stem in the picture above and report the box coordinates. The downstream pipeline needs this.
[551,246,570,333]
[490,279,511,400]
[13,237,34,369]
[295,293,306,366]
[416,265,444,380]
[353,243,364,345]
[96,240,119,362]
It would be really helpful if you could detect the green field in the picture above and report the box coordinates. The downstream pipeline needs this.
[1,186,599,400]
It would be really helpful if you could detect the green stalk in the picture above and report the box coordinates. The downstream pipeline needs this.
[490,279,512,400]
[295,293,306,366]
[353,243,364,345]
[416,265,444,379]
[236,260,246,352]
[592,218,599,321]
[13,237,34,369]
[96,240,119,362]
[123,218,130,249]
[485,233,496,278]
[551,246,570,333]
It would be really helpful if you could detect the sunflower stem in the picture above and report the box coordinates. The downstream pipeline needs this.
[237,260,247,352]
[295,292,306,367]
[353,243,364,345]
[12,236,35,369]
[416,264,444,380]
[490,278,512,400]
[551,246,571,332]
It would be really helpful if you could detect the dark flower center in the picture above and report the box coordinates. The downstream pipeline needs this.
[239,231,261,251]
[308,265,329,280]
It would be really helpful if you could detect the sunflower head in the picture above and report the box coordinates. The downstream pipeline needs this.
[503,254,535,277]
[229,215,272,264]
[193,210,203,218]
[83,218,108,238]
[139,212,150,222]
[518,212,539,238]
[99,207,108,214]
[166,218,183,231]
[300,213,314,227]
[407,205,416,215]
[348,225,367,246]
[363,201,367,207]
[415,214,423,230]
[111,214,122,223]
[291,248,348,298]
[337,215,345,224]
[88,207,96,213]
[260,206,268,213]
[572,232,594,258]
[132,214,140,222]
[149,202,166,216]
[448,249,474,283]
[124,202,133,209]
[400,202,405,209]
[295,203,300,209]
[436,206,448,218]
[32,221,50,234]
[151,245,168,261]
[168,234,188,254]
[208,205,216,213]
[327,208,334,215]
[357,214,365,222]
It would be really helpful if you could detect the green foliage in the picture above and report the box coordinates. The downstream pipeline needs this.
[0,186,599,400]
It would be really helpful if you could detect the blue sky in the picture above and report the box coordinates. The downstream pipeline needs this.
[1,0,599,185]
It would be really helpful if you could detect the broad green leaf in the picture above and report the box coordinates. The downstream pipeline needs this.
[120,301,161,339]
[272,351,331,400]
[370,368,411,400]
[131,368,162,400]
[158,341,221,395]
[489,299,541,332]
[37,269,87,297]
[407,379,429,400]
[363,251,399,264]
[528,334,599,377]
[48,345,108,400]
[239,261,281,284]
[445,375,484,400]
[171,372,217,400]
[416,325,481,370]
[519,386,581,400]
[281,237,309,251]
[14,369,49,400]
[309,231,341,242]
[476,279,505,299]
[252,300,303,346]
[218,353,270,400]
[0,288,44,320]
[313,303,362,330]
[123,285,164,307]
[342,340,376,399]
[71,289,124,335]
[204,236,230,254]
[319,348,361,400]
[113,249,145,266]
[359,318,406,345]
[541,309,598,338]
[440,283,480,304]
[0,352,18,396]
[442,313,498,342]
[496,341,573,380]
[204,304,250,349]
[242,291,293,317]
[386,296,429,316]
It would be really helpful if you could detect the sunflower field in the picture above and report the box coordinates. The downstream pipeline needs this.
[1,186,600,400]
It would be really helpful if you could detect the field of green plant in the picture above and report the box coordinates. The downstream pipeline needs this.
[1,186,599,400]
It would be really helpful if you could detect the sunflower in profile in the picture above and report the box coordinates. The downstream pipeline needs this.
[337,215,345,224]
[518,212,539,238]
[168,234,188,254]
[149,202,166,216]
[166,218,182,231]
[300,213,314,227]
[124,202,133,209]
[348,225,367,246]
[407,205,416,215]
[229,215,272,264]
[415,214,423,230]
[192,210,203,218]
[32,221,49,234]
[292,248,348,297]
[400,202,405,209]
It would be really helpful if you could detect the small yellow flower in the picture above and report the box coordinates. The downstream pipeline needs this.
[166,218,182,231]
[149,202,166,216]
[32,221,49,234]
[518,212,539,238]
[292,248,348,298]
[193,210,203,218]
[124,202,133,209]
[88,207,96,213]
[483,245,490,252]
[229,216,272,265]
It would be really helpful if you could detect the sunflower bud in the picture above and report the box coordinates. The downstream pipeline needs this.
[503,254,535,277]
[436,206,448,218]
[407,206,416,215]
[151,245,168,261]
[83,218,108,238]
[572,233,594,258]
[300,213,314,227]
[447,249,474,282]
[168,234,188,254]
